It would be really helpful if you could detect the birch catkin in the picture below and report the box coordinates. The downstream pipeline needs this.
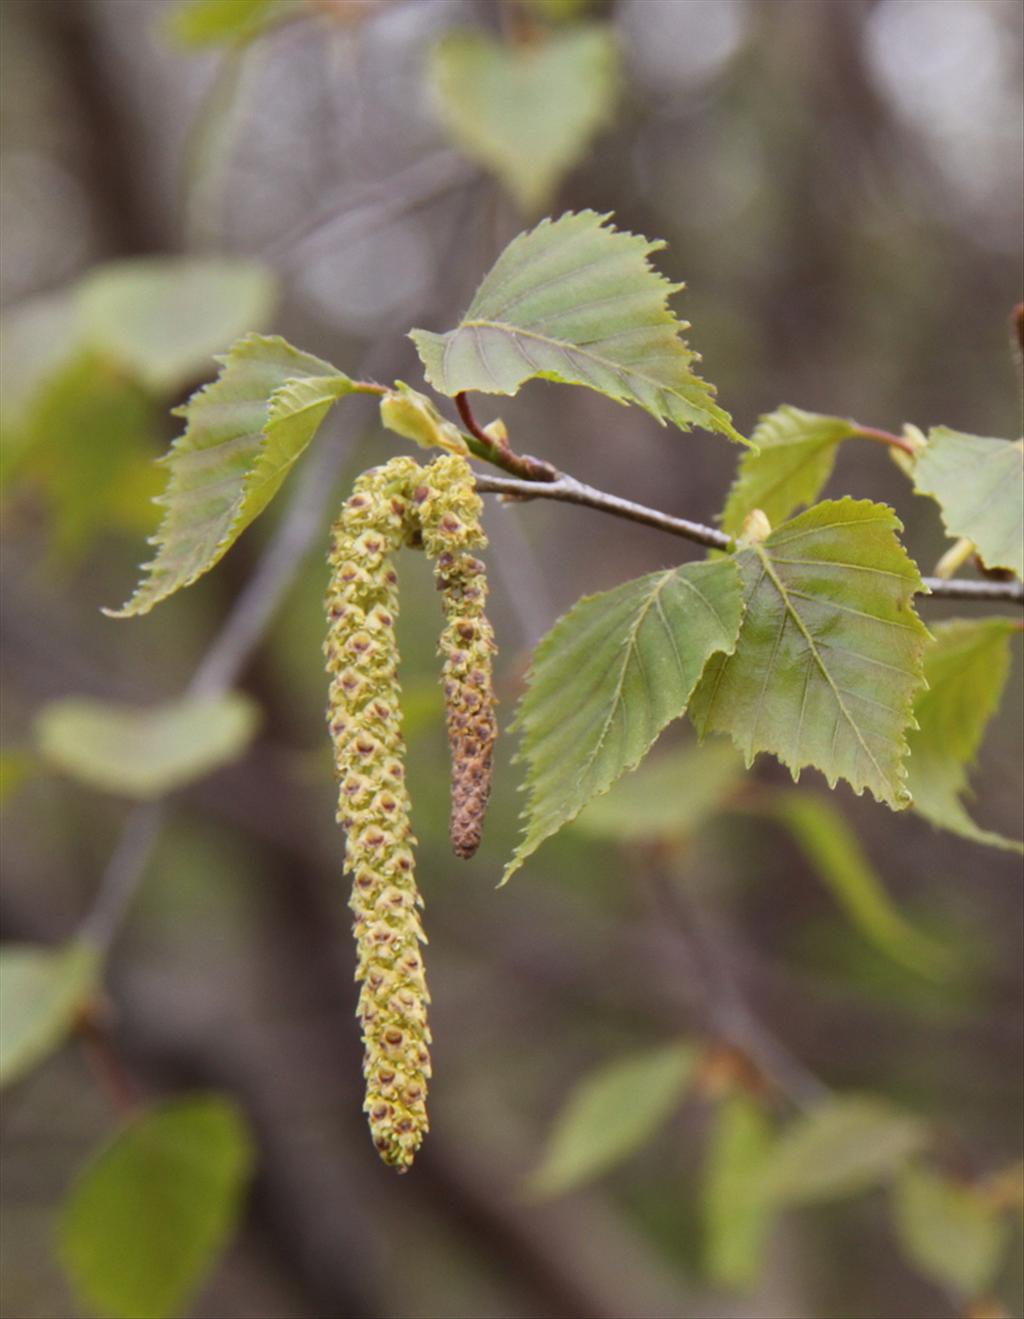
[323,457,430,1171]
[415,455,498,860]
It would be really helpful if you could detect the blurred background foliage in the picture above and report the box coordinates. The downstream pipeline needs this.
[1,1,1022,1317]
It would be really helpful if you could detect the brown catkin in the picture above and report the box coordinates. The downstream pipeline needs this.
[415,455,498,860]
[323,456,430,1171]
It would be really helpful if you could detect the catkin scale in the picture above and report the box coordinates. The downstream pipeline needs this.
[323,457,430,1171]
[415,455,498,860]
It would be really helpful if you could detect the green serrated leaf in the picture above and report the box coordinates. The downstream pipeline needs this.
[0,942,100,1088]
[721,405,857,536]
[758,1096,928,1205]
[411,210,745,444]
[107,334,353,617]
[572,739,744,844]
[703,1094,775,1290]
[506,557,744,882]
[767,792,953,977]
[690,498,929,809]
[527,1041,697,1198]
[75,258,277,395]
[907,618,1022,853]
[164,0,292,48]
[912,428,1023,579]
[430,26,620,216]
[892,1165,1010,1298]
[35,692,260,800]
[58,1095,253,1319]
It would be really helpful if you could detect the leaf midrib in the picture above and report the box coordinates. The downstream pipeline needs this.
[461,318,702,404]
[753,544,888,789]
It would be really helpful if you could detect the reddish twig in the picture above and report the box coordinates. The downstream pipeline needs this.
[851,423,917,456]
[455,393,557,482]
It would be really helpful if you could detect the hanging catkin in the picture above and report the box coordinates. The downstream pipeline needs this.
[323,457,430,1171]
[415,455,498,860]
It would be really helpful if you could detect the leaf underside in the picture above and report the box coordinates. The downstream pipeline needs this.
[907,618,1022,852]
[107,334,353,617]
[429,26,620,215]
[690,499,929,809]
[721,405,857,536]
[505,557,744,882]
[411,210,745,444]
[912,427,1023,579]
[58,1096,253,1319]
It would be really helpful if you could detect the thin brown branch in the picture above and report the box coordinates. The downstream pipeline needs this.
[473,472,1024,604]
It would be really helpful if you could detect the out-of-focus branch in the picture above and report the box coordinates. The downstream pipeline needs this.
[650,866,830,1112]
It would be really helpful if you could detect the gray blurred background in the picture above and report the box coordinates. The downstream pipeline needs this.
[2,2,1022,1317]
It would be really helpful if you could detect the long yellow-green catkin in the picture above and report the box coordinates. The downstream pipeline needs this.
[414,454,498,860]
[323,456,430,1171]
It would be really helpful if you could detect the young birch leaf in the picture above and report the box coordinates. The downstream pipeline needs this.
[505,557,744,882]
[429,26,620,216]
[35,693,259,800]
[892,1166,1011,1299]
[58,1096,253,1319]
[768,793,953,977]
[758,1096,929,1205]
[107,335,354,617]
[411,210,746,444]
[721,405,857,536]
[527,1041,697,1198]
[912,428,1023,579]
[0,942,100,1089]
[907,618,1023,853]
[690,499,929,809]
[703,1094,775,1290]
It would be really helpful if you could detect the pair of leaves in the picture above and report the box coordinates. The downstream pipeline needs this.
[110,212,744,617]
[509,498,929,879]
[35,692,260,801]
[59,1096,253,1319]
[430,26,620,216]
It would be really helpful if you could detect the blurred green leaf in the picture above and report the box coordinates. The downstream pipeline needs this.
[528,1041,698,1198]
[893,1165,1010,1298]
[721,405,857,536]
[907,618,1023,853]
[58,1095,254,1319]
[506,558,744,881]
[703,1094,775,1290]
[10,352,162,559]
[430,27,619,215]
[573,740,744,843]
[522,0,593,20]
[767,792,953,977]
[107,335,353,617]
[912,429,1023,579]
[164,0,292,48]
[0,749,38,804]
[75,258,276,395]
[691,499,929,809]
[759,1096,928,1205]
[412,210,745,444]
[0,942,100,1088]
[0,291,80,451]
[35,692,260,800]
